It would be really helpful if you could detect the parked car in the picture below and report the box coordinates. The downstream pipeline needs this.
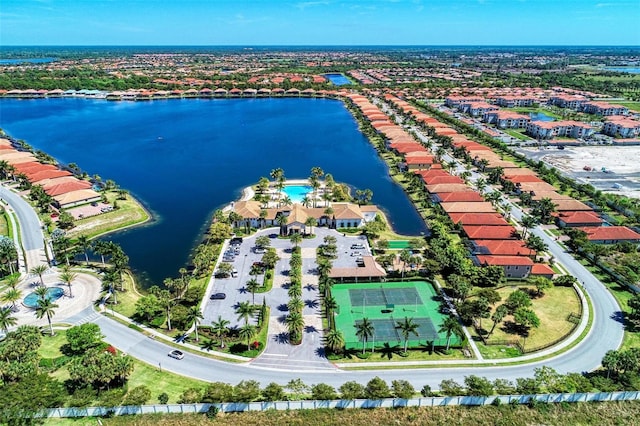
[168,350,184,360]
[210,292,226,300]
[254,247,266,254]
[351,243,365,250]
[231,269,238,278]
[222,257,235,263]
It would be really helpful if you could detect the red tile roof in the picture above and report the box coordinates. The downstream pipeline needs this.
[530,264,555,277]
[474,240,535,256]
[557,211,603,225]
[579,226,640,242]
[435,192,485,202]
[449,213,509,226]
[463,225,517,239]
[476,255,534,266]
[441,202,496,213]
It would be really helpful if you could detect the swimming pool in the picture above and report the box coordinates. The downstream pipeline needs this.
[23,287,64,308]
[282,185,312,204]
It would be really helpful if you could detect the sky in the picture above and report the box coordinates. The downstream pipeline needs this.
[1,0,639,46]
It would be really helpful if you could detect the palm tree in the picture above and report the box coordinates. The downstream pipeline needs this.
[34,285,49,300]
[30,264,49,286]
[239,323,256,351]
[59,268,77,298]
[4,274,20,290]
[520,215,537,239]
[290,232,303,248]
[288,284,302,299]
[439,317,463,351]
[285,311,305,343]
[0,307,17,333]
[77,235,92,266]
[288,297,304,313]
[246,278,260,304]
[276,214,288,236]
[474,177,487,194]
[354,318,375,354]
[395,317,420,354]
[211,315,230,348]
[1,288,21,310]
[35,297,58,335]
[488,305,508,337]
[324,329,344,354]
[324,295,338,328]
[93,240,110,265]
[304,217,317,236]
[236,301,255,325]
[187,306,204,342]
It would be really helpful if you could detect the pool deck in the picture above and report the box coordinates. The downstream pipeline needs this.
[227,179,329,212]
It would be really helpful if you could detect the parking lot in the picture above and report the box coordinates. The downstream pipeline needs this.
[202,227,371,334]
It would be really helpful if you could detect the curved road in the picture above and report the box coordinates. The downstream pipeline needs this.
[0,185,46,272]
[2,180,625,388]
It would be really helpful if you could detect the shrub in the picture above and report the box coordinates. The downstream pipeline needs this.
[123,386,151,406]
[439,379,465,396]
[420,385,434,397]
[311,383,337,400]
[392,380,415,399]
[262,382,286,401]
[365,377,390,399]
[234,380,261,402]
[177,387,202,404]
[339,381,365,399]
[202,382,234,403]
[158,392,169,404]
[206,406,219,419]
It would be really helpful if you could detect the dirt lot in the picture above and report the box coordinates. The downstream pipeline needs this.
[527,146,640,199]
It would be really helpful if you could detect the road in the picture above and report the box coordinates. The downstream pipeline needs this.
[0,150,626,388]
[0,184,47,272]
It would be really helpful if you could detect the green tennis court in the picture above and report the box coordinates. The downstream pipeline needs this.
[332,281,462,350]
[387,240,411,249]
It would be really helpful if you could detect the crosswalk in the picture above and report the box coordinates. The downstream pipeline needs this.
[71,311,102,326]
[250,353,337,371]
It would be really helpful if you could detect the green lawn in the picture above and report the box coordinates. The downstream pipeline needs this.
[503,129,532,141]
[38,332,68,358]
[482,286,581,352]
[66,191,150,240]
[0,210,9,236]
[108,271,141,318]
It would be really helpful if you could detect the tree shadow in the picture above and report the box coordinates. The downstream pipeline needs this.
[277,303,289,312]
[314,347,327,359]
[305,299,319,309]
[304,283,316,291]
[378,342,402,360]
[304,325,317,334]
[274,332,289,344]
[238,287,248,294]
[278,314,288,324]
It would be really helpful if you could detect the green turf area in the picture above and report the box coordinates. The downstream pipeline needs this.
[387,240,410,249]
[332,281,461,350]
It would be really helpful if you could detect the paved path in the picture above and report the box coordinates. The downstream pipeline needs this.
[0,183,48,272]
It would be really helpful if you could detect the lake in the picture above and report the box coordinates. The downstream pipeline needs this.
[0,58,58,65]
[0,98,427,286]
[603,67,640,74]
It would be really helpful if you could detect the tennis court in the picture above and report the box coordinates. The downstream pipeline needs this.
[332,281,462,350]
[387,240,411,249]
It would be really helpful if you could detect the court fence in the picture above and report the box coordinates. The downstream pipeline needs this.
[42,391,640,419]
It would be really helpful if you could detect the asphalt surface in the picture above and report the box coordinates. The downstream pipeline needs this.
[0,185,45,251]
[0,138,626,388]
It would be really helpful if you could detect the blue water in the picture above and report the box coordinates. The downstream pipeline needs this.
[324,73,352,86]
[0,98,427,286]
[0,58,57,65]
[529,112,555,122]
[603,67,640,74]
[23,287,64,308]
[282,185,312,203]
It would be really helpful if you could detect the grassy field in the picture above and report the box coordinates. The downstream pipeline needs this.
[42,401,640,426]
[108,271,142,318]
[0,210,9,236]
[482,285,581,351]
[503,129,532,141]
[66,191,151,240]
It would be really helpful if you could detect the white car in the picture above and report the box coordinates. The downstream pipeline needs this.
[168,349,185,360]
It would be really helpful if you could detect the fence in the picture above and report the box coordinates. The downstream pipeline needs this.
[44,391,640,419]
